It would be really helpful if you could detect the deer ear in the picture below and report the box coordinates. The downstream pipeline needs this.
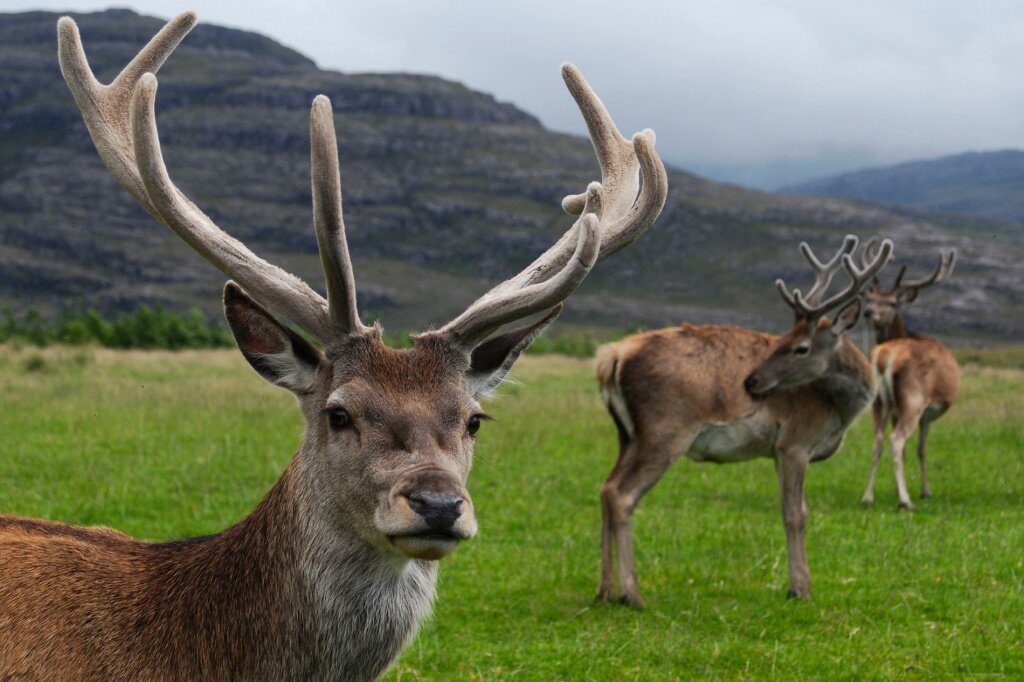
[897,288,919,304]
[223,282,324,393]
[830,298,862,336]
[466,305,562,398]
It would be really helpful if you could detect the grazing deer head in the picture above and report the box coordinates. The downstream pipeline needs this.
[859,237,957,341]
[1,11,670,680]
[744,235,893,397]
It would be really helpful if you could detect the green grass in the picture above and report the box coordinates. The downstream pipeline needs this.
[956,345,1024,371]
[1,346,1022,679]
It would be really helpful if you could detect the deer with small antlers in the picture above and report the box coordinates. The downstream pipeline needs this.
[595,235,891,605]
[859,240,960,509]
[0,13,667,681]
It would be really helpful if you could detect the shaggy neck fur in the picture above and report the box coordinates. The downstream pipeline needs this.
[818,337,875,426]
[140,456,437,681]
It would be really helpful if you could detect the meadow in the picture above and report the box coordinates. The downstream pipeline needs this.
[0,344,1021,679]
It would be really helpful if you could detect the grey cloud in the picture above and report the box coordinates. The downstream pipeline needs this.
[10,0,1024,188]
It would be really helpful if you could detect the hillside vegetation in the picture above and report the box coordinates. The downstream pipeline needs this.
[1,10,1022,340]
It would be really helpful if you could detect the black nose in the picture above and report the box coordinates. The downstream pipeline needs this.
[743,375,757,394]
[408,492,463,530]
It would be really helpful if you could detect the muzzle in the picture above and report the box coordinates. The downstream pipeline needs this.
[376,467,477,560]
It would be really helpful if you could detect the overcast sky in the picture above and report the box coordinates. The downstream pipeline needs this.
[6,0,1024,188]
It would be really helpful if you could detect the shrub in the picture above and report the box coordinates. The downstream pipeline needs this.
[0,307,233,350]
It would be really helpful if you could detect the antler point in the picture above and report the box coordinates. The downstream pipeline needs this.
[135,71,158,96]
[312,94,333,116]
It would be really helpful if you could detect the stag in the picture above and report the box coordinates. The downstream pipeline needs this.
[0,13,667,681]
[595,236,891,605]
[859,240,960,509]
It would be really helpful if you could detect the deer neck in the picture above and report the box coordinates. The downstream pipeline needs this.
[291,446,439,680]
[153,446,437,680]
[818,338,875,425]
[876,313,909,343]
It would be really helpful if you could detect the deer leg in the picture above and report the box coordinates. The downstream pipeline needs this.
[861,398,887,506]
[776,453,811,599]
[598,442,633,603]
[602,432,690,608]
[918,417,932,498]
[890,410,923,510]
[598,480,617,602]
[609,456,673,608]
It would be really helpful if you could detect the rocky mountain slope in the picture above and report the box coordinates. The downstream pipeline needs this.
[1,10,1021,341]
[782,150,1024,228]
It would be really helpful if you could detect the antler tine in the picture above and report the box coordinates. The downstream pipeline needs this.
[310,95,369,336]
[60,14,334,340]
[58,12,196,213]
[856,235,881,269]
[792,239,894,320]
[890,264,907,292]
[775,279,799,309]
[441,210,601,343]
[899,249,957,291]
[435,185,603,345]
[432,65,667,347]
[799,234,858,303]
[557,64,668,262]
[777,238,893,320]
[131,75,332,338]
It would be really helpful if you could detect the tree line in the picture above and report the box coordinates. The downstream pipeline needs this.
[0,307,233,349]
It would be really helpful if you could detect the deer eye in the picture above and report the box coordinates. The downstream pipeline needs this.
[794,344,811,356]
[466,414,489,437]
[325,407,351,430]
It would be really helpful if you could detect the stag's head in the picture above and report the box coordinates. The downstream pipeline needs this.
[744,235,893,397]
[58,13,667,561]
[858,237,957,330]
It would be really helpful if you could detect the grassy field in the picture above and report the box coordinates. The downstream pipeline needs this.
[1,345,1022,679]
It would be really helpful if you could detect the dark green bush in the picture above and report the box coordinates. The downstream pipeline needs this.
[0,306,232,350]
[0,306,638,357]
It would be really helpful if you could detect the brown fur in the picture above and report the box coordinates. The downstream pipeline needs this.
[862,335,960,509]
[1,474,297,680]
[860,257,961,509]
[596,321,874,605]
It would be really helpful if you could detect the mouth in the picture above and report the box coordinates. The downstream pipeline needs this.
[746,382,777,399]
[388,529,467,560]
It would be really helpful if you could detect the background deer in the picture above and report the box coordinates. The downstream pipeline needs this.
[595,236,891,605]
[0,13,667,681]
[859,241,960,509]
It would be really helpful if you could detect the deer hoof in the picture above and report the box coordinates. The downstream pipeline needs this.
[860,496,874,507]
[595,586,616,603]
[921,489,933,499]
[898,500,916,511]
[618,593,645,609]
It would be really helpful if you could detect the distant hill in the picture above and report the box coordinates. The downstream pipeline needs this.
[782,150,1024,226]
[2,10,1023,341]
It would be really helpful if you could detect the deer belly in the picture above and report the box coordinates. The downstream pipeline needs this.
[688,417,775,463]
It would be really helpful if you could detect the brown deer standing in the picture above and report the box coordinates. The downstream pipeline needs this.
[595,235,892,605]
[859,241,960,509]
[0,13,667,681]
